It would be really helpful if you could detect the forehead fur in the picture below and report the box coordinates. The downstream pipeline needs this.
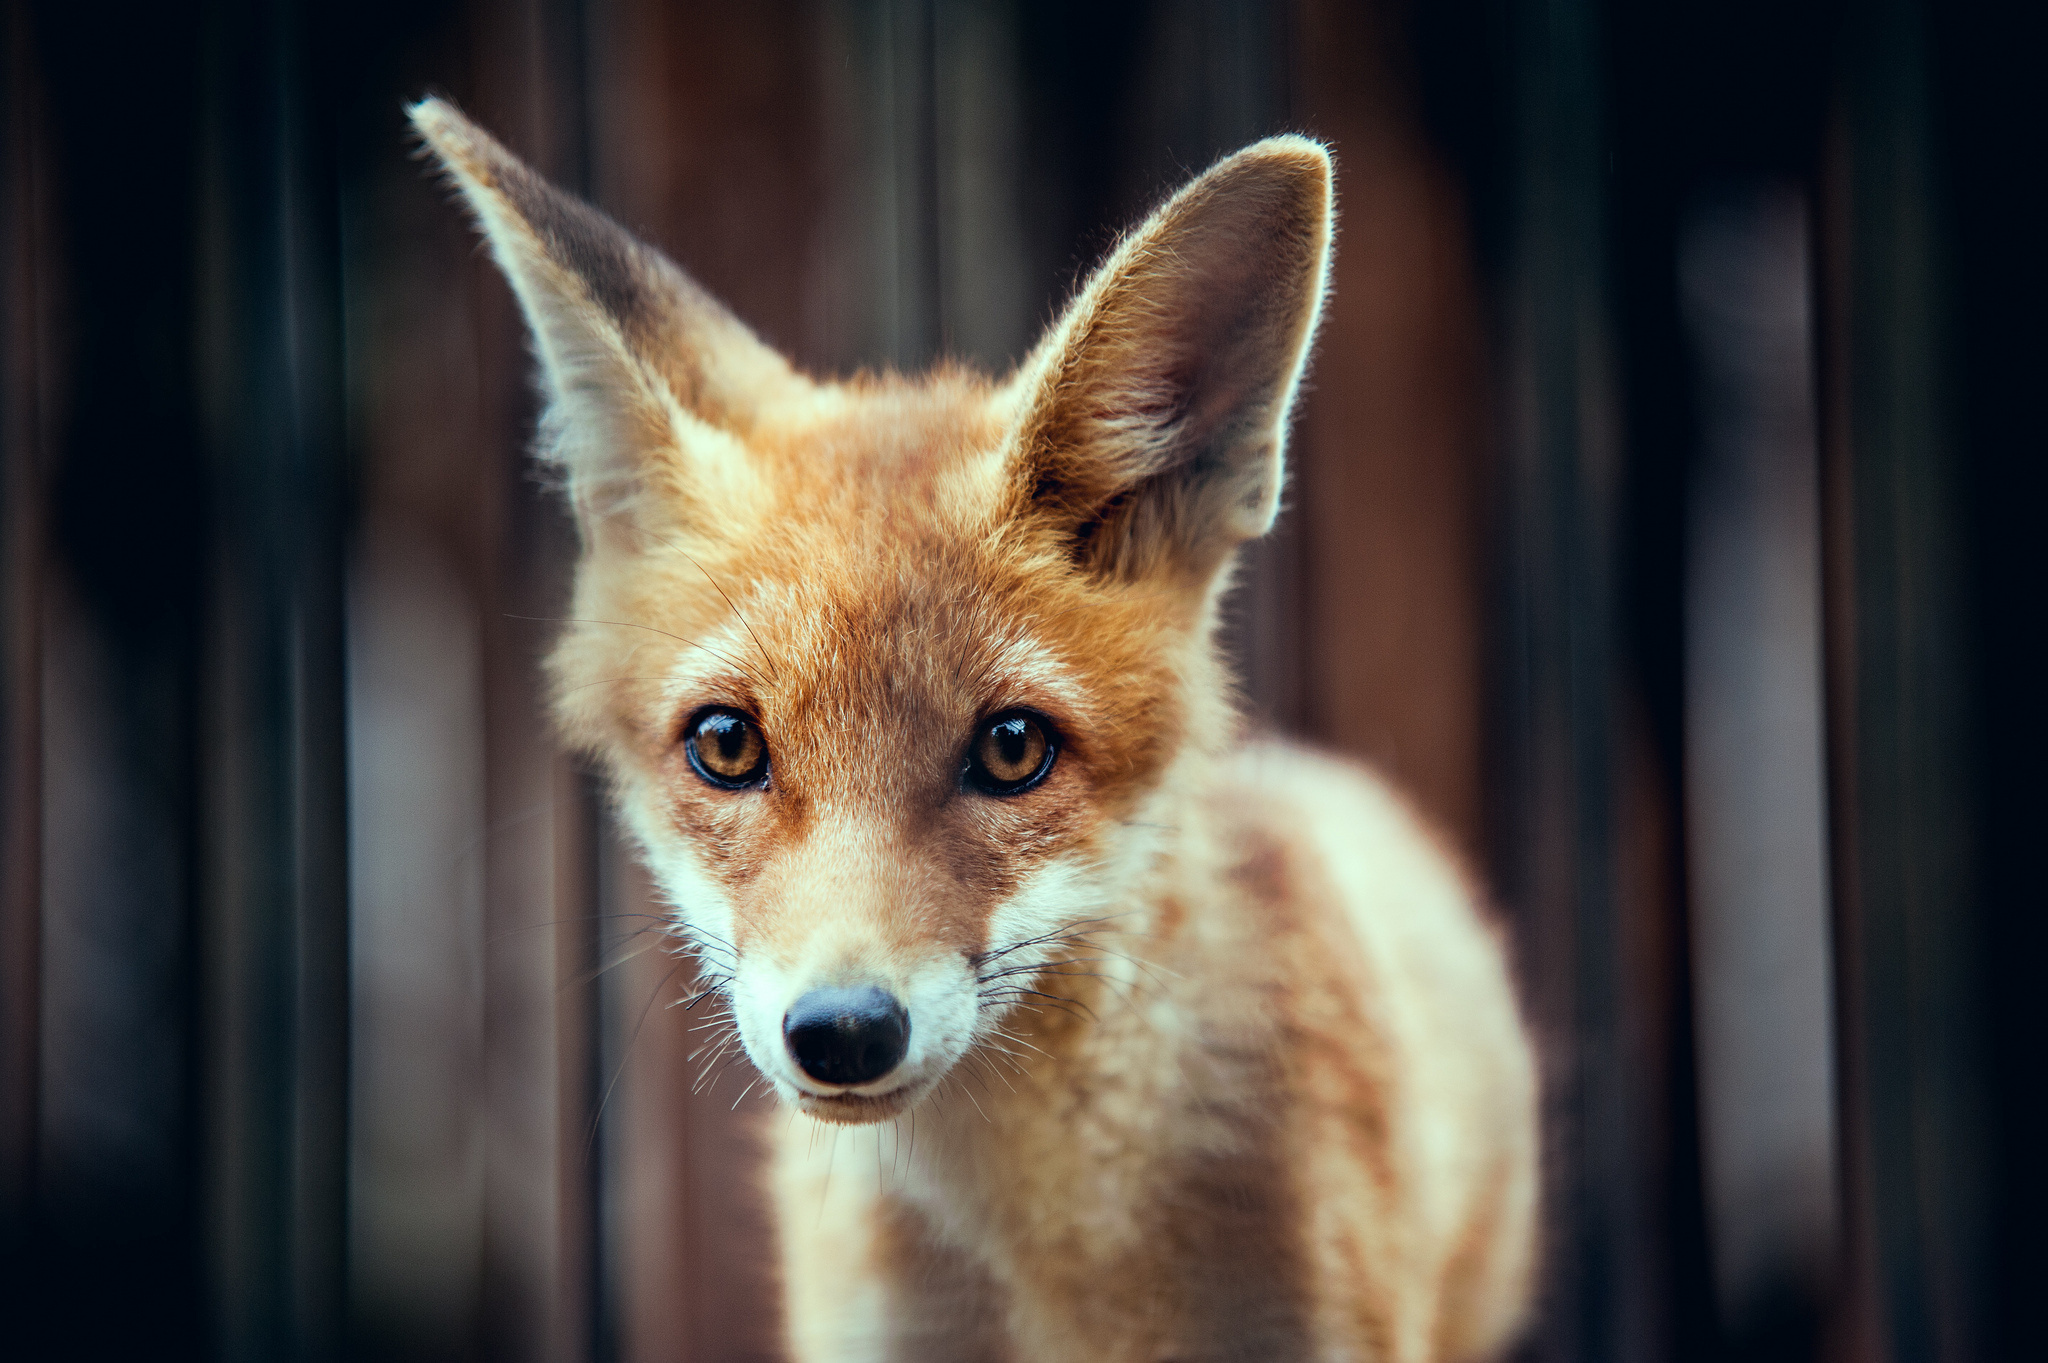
[552,367,1222,807]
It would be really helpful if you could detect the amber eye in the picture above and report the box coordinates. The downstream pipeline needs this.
[965,710,1056,796]
[684,709,769,789]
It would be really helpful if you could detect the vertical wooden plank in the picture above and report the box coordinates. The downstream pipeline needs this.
[1924,3,2048,1356]
[457,6,611,1360]
[1487,1,1661,1359]
[1678,185,1839,1347]
[932,0,1033,370]
[335,5,610,1361]
[551,763,604,1363]
[478,2,606,1351]
[282,16,353,1357]
[1824,2,1986,1359]
[14,4,214,1355]
[1818,102,1882,1363]
[192,0,353,1353]
[344,32,488,1358]
[1291,0,1489,854]
[0,0,47,1245]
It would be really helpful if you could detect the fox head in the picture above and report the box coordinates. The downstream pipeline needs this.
[413,99,1332,1125]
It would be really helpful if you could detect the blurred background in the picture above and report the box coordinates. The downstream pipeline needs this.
[2,1,2042,1360]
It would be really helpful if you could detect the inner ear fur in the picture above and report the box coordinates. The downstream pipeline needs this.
[1009,136,1333,583]
[410,97,806,548]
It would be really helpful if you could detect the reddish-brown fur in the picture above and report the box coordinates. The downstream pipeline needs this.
[414,96,1538,1362]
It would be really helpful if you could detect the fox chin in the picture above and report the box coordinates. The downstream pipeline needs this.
[415,95,1539,1363]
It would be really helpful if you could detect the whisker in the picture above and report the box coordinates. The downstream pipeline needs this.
[686,1031,737,1067]
[680,548,784,686]
[692,1033,743,1092]
[973,1034,1034,1066]
[562,929,669,994]
[970,913,1143,968]
[973,1051,1019,1092]
[587,958,686,1158]
[487,909,683,948]
[685,1031,737,1063]
[444,801,551,874]
[953,1068,995,1119]
[601,515,787,685]
[982,988,1091,1021]
[702,1050,751,1096]
[817,1129,839,1228]
[666,976,732,1011]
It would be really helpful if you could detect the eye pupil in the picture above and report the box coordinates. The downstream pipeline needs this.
[995,719,1028,766]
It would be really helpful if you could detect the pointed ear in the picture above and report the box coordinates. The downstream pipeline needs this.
[1009,136,1332,584]
[409,97,807,549]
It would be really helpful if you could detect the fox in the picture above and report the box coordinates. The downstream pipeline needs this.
[412,96,1537,1362]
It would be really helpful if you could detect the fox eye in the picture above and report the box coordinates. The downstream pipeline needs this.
[966,710,1057,796]
[685,708,769,789]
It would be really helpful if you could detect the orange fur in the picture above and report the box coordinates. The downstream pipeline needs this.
[413,96,1537,1361]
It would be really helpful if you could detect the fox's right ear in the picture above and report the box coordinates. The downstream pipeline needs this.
[410,97,804,550]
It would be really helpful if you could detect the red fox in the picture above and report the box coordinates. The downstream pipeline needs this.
[414,97,1537,1362]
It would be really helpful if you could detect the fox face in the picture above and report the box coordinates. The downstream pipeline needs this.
[595,427,1201,1123]
[413,99,1331,1125]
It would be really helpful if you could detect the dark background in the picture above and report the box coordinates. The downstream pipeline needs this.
[2,1,2041,1360]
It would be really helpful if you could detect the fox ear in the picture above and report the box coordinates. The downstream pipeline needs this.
[409,97,805,549]
[1009,136,1332,584]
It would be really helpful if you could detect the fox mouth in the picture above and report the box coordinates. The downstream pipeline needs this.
[796,1083,918,1126]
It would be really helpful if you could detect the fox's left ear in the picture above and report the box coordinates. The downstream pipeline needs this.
[410,97,807,552]
[1009,136,1333,584]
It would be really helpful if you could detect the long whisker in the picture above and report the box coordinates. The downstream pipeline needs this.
[970,1050,1019,1092]
[701,1048,752,1097]
[686,1020,739,1063]
[443,801,551,873]
[979,987,1092,1021]
[951,1068,994,1121]
[667,975,733,1011]
[586,958,687,1157]
[692,1030,744,1090]
[993,1026,1050,1061]
[970,912,1142,968]
[678,548,783,686]
[485,909,682,948]
[602,515,787,685]
[562,927,669,993]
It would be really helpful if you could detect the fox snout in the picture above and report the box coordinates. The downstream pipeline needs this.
[783,986,911,1087]
[733,943,986,1123]
[714,831,997,1122]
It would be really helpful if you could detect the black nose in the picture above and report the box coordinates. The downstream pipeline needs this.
[783,986,911,1086]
